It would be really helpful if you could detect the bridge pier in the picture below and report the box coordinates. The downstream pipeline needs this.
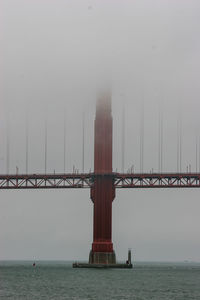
[73,90,132,269]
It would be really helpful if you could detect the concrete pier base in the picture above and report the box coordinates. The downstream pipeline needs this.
[89,250,116,264]
[73,262,132,268]
[72,249,133,269]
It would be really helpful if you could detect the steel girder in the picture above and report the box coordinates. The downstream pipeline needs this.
[0,173,200,189]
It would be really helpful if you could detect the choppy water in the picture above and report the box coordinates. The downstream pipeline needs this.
[0,261,200,300]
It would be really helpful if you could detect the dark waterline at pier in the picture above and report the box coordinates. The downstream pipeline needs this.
[0,261,200,299]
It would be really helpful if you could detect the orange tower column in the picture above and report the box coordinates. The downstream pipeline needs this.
[89,91,116,264]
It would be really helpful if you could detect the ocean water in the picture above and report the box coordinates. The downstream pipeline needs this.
[0,261,200,300]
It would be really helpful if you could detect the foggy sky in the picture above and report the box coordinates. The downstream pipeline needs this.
[1,0,200,261]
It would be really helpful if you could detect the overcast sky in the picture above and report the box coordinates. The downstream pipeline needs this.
[1,0,200,262]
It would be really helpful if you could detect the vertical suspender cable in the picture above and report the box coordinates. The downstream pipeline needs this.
[177,119,179,173]
[199,136,200,173]
[122,105,125,173]
[160,110,163,173]
[25,114,29,174]
[82,112,85,173]
[158,98,164,174]
[179,114,182,173]
[158,111,160,173]
[158,109,163,173]
[140,99,144,173]
[177,113,182,173]
[196,137,198,173]
[6,114,10,174]
[64,110,66,173]
[45,119,47,174]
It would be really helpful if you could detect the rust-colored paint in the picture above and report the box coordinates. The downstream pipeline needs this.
[91,91,115,253]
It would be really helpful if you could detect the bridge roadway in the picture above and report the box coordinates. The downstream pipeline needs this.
[0,172,200,189]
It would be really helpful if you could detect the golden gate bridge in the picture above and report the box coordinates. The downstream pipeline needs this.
[1,90,200,268]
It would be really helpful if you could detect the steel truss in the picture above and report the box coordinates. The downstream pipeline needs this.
[0,174,92,189]
[115,173,200,188]
[0,173,200,189]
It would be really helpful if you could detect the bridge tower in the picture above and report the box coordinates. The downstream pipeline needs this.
[89,90,116,264]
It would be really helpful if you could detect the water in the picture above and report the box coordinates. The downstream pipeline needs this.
[1,261,200,299]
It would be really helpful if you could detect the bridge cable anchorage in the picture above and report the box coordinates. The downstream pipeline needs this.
[121,105,125,173]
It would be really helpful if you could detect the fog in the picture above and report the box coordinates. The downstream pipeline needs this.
[1,0,200,261]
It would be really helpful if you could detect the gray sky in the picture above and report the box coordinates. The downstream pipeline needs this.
[1,0,200,261]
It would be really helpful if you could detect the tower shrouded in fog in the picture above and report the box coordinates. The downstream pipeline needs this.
[89,90,116,264]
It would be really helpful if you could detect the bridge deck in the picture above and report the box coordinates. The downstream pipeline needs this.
[0,173,200,189]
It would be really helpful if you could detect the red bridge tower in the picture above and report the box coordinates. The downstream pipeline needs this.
[89,90,116,264]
